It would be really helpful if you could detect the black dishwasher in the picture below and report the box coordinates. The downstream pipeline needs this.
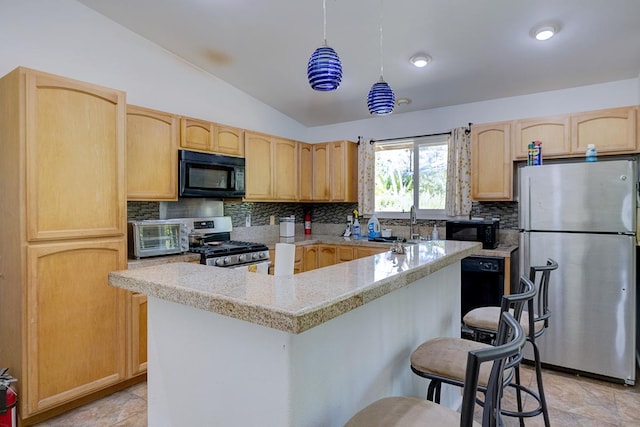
[460,255,504,327]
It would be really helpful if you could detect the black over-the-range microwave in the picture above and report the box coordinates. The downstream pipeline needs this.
[179,149,245,198]
[445,219,500,249]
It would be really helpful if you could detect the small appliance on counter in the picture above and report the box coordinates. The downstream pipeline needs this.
[445,219,499,249]
[280,216,295,237]
[127,220,189,259]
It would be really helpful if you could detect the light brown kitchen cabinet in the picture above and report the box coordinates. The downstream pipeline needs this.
[245,133,298,201]
[0,67,130,425]
[128,293,148,376]
[26,241,127,413]
[353,246,387,259]
[180,117,245,157]
[572,106,638,154]
[312,143,330,200]
[329,140,358,202]
[181,117,214,152]
[294,246,304,274]
[318,244,337,268]
[244,132,273,200]
[337,246,354,263]
[274,137,298,200]
[471,122,513,201]
[298,142,313,201]
[216,125,245,157]
[126,105,179,201]
[513,115,571,159]
[303,245,319,271]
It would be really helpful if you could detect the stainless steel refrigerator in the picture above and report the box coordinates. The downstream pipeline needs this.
[519,159,637,385]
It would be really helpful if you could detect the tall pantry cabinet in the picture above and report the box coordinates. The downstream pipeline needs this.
[0,67,128,424]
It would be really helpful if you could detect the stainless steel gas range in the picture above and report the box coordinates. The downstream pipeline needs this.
[182,216,270,269]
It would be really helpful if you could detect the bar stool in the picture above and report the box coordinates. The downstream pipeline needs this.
[462,258,558,427]
[409,275,536,419]
[344,311,526,427]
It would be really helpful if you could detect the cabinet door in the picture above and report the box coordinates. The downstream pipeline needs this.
[294,246,303,274]
[126,105,179,201]
[337,246,354,262]
[471,122,513,201]
[312,143,330,201]
[354,246,387,259]
[572,106,638,154]
[216,125,245,157]
[329,140,358,202]
[298,143,313,201]
[180,117,215,151]
[244,132,273,200]
[25,71,126,241]
[274,138,298,200]
[302,245,318,271]
[318,245,337,268]
[513,116,571,159]
[128,293,148,376]
[26,240,127,414]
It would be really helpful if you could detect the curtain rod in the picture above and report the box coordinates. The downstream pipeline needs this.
[357,122,472,145]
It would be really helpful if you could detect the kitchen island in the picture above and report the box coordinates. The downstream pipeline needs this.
[109,240,480,427]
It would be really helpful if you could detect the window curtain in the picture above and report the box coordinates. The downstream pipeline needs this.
[445,127,472,217]
[358,138,376,215]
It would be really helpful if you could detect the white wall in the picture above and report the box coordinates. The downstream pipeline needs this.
[1,0,637,145]
[0,0,307,140]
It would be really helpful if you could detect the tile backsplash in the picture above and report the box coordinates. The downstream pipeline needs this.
[127,200,519,229]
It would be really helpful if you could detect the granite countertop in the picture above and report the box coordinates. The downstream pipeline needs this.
[109,240,481,334]
[127,253,201,270]
[263,234,402,249]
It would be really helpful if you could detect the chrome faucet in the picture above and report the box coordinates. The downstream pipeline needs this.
[409,205,420,240]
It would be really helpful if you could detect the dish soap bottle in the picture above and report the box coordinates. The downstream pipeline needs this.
[367,215,381,238]
[431,224,439,240]
[352,210,360,238]
[585,144,597,162]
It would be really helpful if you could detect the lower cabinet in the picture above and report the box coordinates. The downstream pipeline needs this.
[318,245,337,268]
[25,240,127,415]
[128,293,148,376]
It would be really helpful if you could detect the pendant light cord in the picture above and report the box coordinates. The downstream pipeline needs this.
[322,0,327,45]
[379,0,384,78]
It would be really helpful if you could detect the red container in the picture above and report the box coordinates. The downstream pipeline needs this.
[304,211,312,235]
[0,383,17,427]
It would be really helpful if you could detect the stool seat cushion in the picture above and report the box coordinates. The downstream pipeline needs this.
[410,337,492,386]
[344,396,482,427]
[463,307,543,335]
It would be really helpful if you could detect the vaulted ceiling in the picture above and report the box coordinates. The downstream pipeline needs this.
[78,0,640,127]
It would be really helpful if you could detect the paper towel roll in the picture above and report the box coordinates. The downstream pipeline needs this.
[274,243,296,276]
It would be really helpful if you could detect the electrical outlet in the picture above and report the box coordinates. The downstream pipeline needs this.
[245,214,251,227]
[269,215,275,225]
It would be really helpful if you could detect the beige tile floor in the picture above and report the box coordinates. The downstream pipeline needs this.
[33,365,640,426]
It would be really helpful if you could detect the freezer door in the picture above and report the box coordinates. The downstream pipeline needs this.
[519,160,636,233]
[520,231,636,384]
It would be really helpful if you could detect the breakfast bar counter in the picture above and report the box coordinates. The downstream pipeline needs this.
[109,240,480,426]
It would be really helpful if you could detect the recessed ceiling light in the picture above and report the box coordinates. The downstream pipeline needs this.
[410,54,431,68]
[532,24,558,41]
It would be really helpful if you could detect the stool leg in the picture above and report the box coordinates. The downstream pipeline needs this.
[514,366,525,427]
[532,341,551,427]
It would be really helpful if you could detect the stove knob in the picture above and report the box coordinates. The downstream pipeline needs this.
[238,254,247,263]
[223,256,231,265]
[259,251,266,259]
[214,258,225,266]
[251,253,259,260]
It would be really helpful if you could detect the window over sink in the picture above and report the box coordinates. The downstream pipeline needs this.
[374,134,449,219]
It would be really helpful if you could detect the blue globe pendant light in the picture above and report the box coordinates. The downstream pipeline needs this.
[368,0,394,115]
[368,77,395,115]
[307,44,342,91]
[307,0,342,91]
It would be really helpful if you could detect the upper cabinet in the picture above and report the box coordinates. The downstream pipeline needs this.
[298,143,313,201]
[180,117,244,157]
[312,140,358,202]
[126,105,179,201]
[244,133,298,201]
[571,106,638,155]
[24,70,126,240]
[513,115,571,159]
[471,122,513,201]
